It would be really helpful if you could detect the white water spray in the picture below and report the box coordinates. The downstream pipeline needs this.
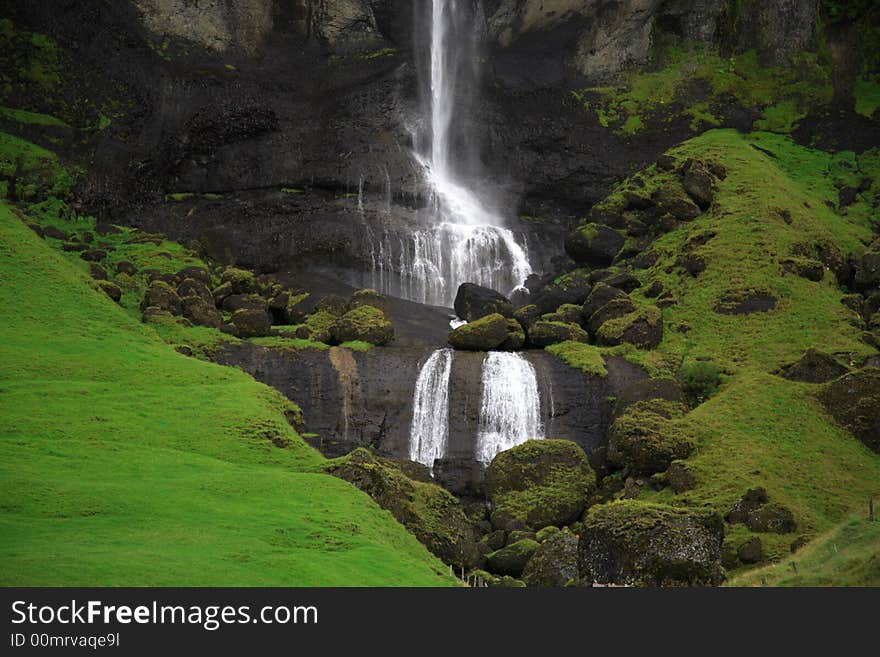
[476,352,543,464]
[409,348,454,471]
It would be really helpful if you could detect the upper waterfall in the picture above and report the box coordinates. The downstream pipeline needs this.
[365,0,534,308]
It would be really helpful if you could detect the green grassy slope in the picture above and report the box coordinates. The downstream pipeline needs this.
[592,129,880,574]
[729,516,880,587]
[0,202,456,586]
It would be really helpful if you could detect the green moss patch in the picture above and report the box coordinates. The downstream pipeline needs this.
[545,341,608,377]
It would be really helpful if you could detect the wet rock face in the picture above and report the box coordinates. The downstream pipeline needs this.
[578,501,725,586]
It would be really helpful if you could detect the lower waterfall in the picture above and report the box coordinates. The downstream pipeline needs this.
[409,348,454,471]
[476,351,544,464]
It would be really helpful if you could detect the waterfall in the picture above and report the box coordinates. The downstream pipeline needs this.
[364,0,534,308]
[476,352,544,464]
[409,348,454,471]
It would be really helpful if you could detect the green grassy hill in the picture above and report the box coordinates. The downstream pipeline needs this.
[613,130,880,571]
[0,201,456,586]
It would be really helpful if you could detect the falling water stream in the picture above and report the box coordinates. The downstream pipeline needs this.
[475,352,544,464]
[366,0,533,308]
[409,349,454,471]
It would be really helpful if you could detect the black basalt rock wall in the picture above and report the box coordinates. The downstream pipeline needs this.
[215,342,649,496]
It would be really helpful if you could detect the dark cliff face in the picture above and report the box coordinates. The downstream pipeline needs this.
[214,341,649,495]
[3,0,843,284]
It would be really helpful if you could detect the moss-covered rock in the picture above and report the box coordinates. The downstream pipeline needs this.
[140,280,181,315]
[779,348,849,383]
[454,283,513,321]
[587,297,638,334]
[596,305,663,349]
[324,448,482,569]
[96,280,121,303]
[607,404,694,475]
[564,223,626,267]
[737,537,764,564]
[513,304,542,330]
[220,267,257,295]
[650,182,702,221]
[348,288,388,314]
[541,303,582,325]
[485,439,597,532]
[725,487,769,524]
[578,500,724,586]
[818,367,880,453]
[581,282,630,322]
[448,313,508,350]
[746,503,797,534]
[532,269,593,313]
[181,295,223,328]
[230,308,272,338]
[527,320,589,347]
[521,529,579,587]
[221,293,267,314]
[331,305,393,346]
[485,539,540,577]
[499,318,526,350]
[780,256,824,282]
[177,277,214,306]
[299,310,337,343]
[535,526,561,543]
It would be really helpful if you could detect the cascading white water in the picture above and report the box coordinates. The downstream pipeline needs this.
[365,0,534,308]
[409,348,454,471]
[475,352,543,464]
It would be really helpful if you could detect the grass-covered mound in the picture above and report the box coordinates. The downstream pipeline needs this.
[0,203,456,586]
[609,129,880,576]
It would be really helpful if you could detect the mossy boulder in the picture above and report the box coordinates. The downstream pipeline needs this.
[114,260,134,277]
[513,303,542,330]
[745,503,797,534]
[485,439,597,532]
[541,303,582,325]
[348,288,388,314]
[324,448,482,569]
[220,267,257,295]
[527,320,589,347]
[299,310,337,343]
[176,266,212,287]
[532,269,593,313]
[781,256,824,282]
[96,280,122,303]
[180,295,223,329]
[818,367,880,453]
[578,501,724,586]
[714,288,777,315]
[140,280,181,315]
[581,282,629,323]
[779,348,849,383]
[454,283,513,321]
[852,249,880,292]
[681,159,715,209]
[331,305,394,346]
[499,318,526,350]
[317,294,350,317]
[222,293,268,314]
[535,526,561,543]
[737,537,764,564]
[587,297,638,334]
[666,460,696,493]
[564,223,625,267]
[485,539,540,577]
[521,529,579,587]
[230,308,272,338]
[650,183,702,221]
[596,305,663,349]
[177,277,214,306]
[607,404,694,475]
[448,313,508,350]
[89,262,107,280]
[725,487,769,524]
